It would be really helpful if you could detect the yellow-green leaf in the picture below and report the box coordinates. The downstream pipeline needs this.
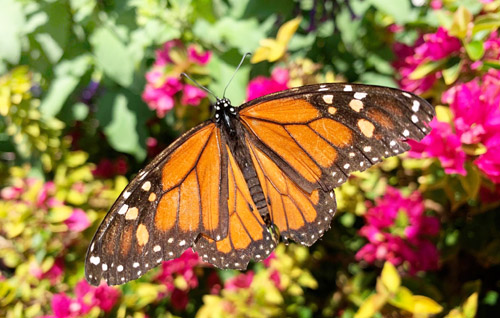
[472,13,500,35]
[389,286,415,312]
[381,262,401,294]
[435,106,453,123]
[412,295,443,315]
[409,60,446,80]
[442,61,463,85]
[463,292,478,318]
[465,41,485,61]
[450,6,473,39]
[354,294,387,318]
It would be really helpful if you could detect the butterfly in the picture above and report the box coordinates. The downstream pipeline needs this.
[85,81,434,286]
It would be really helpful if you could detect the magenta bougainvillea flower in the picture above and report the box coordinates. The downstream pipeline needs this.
[408,119,467,175]
[64,208,91,232]
[224,271,255,291]
[142,40,211,117]
[393,27,461,94]
[155,249,200,310]
[356,187,440,274]
[48,280,119,317]
[246,67,289,101]
[30,258,64,285]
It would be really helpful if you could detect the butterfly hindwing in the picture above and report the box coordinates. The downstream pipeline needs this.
[85,122,230,285]
[193,144,276,269]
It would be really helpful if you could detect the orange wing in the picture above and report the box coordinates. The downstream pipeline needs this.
[193,144,276,269]
[238,83,434,245]
[85,122,229,285]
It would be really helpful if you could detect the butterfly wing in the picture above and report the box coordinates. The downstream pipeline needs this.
[238,83,434,245]
[85,122,230,286]
[193,143,277,269]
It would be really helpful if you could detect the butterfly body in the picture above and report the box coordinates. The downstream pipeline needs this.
[86,83,435,286]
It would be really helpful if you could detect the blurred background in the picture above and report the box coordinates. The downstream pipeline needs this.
[1,0,500,317]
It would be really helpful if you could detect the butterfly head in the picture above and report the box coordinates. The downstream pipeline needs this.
[214,98,237,124]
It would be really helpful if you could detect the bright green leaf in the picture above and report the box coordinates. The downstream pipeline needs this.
[40,55,91,118]
[0,0,25,64]
[465,41,485,61]
[91,27,134,87]
[367,0,413,24]
[48,206,73,223]
[99,92,146,161]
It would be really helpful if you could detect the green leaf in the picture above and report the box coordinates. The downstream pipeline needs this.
[411,295,443,314]
[459,163,481,200]
[442,61,463,85]
[90,27,134,87]
[449,6,473,39]
[97,91,147,160]
[409,60,446,80]
[367,0,413,24]
[465,41,485,61]
[40,55,91,118]
[388,286,414,312]
[33,1,71,64]
[0,0,25,64]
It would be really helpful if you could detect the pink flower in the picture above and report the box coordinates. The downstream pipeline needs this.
[247,67,289,101]
[143,40,212,117]
[64,208,91,232]
[356,187,440,274]
[224,271,254,291]
[262,251,276,267]
[0,185,23,200]
[181,84,207,106]
[171,288,189,311]
[408,119,467,175]
[75,280,120,312]
[416,27,461,61]
[430,0,443,9]
[51,293,85,318]
[443,70,500,145]
[475,137,500,183]
[188,45,211,65]
[393,27,461,94]
[269,270,281,290]
[155,40,183,66]
[37,181,55,208]
[156,249,200,292]
[30,258,64,285]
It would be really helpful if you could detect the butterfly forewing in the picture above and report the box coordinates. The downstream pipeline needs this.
[85,123,230,285]
[238,83,434,246]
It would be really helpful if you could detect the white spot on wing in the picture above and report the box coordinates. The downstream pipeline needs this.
[123,191,131,199]
[412,100,420,112]
[117,265,124,272]
[354,92,367,99]
[344,85,353,91]
[403,129,410,137]
[118,204,129,215]
[90,256,100,265]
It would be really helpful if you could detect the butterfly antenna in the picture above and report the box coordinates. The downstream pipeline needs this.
[223,52,252,98]
[181,73,219,100]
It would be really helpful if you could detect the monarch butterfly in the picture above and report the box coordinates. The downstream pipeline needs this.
[85,64,434,286]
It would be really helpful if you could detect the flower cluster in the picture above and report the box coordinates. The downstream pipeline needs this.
[393,27,461,94]
[143,40,211,117]
[409,69,500,181]
[43,280,120,318]
[0,178,91,233]
[155,249,201,310]
[356,187,440,274]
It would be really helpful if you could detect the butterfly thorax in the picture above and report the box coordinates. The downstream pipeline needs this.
[214,98,239,137]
